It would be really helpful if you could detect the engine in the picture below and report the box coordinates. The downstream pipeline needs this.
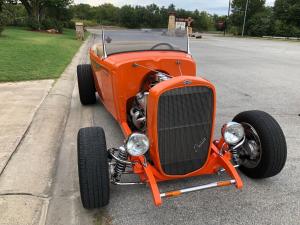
[129,72,170,131]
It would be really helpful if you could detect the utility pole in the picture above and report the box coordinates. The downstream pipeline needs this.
[224,0,231,36]
[242,0,249,37]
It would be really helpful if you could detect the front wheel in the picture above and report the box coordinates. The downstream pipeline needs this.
[77,64,96,105]
[233,110,287,179]
[77,127,110,209]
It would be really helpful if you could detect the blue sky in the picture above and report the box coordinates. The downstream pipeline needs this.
[74,0,276,15]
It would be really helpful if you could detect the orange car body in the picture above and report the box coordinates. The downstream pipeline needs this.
[89,49,243,206]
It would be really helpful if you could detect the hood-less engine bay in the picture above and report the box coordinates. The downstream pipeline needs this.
[128,72,170,132]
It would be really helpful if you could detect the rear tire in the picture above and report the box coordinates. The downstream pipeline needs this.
[77,64,96,105]
[77,127,110,209]
[233,110,287,179]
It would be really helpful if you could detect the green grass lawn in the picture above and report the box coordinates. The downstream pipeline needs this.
[0,27,83,82]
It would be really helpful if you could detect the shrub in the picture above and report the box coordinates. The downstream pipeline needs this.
[64,20,75,29]
[228,26,240,35]
[247,12,272,37]
[288,25,300,37]
[54,20,63,33]
[272,21,300,37]
[12,17,27,27]
[40,18,64,33]
[41,18,55,30]
[271,20,299,37]
[27,17,40,30]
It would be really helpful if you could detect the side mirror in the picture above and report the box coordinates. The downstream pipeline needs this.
[105,36,112,43]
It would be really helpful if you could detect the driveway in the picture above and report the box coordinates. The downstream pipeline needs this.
[46,32,300,225]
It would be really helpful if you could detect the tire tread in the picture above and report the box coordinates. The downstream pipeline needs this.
[77,127,109,208]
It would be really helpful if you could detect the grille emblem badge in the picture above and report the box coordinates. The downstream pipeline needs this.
[183,80,192,85]
[194,137,207,152]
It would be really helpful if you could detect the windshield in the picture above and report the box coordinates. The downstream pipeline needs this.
[102,29,189,56]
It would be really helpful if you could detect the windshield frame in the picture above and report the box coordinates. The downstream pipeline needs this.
[101,28,191,59]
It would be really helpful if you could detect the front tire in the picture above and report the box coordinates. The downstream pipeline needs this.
[77,127,110,209]
[233,110,287,179]
[77,64,96,105]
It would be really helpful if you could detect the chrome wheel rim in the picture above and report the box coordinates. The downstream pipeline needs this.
[240,122,262,168]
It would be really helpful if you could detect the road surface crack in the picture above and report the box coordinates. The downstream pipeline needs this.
[0,192,49,199]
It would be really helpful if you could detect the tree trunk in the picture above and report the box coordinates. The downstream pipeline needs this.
[20,0,43,30]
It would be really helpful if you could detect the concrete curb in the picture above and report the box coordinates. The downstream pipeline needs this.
[262,35,300,40]
[0,36,92,225]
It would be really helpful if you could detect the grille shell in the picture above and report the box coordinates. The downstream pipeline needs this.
[157,86,214,175]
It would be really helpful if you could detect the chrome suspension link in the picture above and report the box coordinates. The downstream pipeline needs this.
[111,146,128,182]
[107,148,135,165]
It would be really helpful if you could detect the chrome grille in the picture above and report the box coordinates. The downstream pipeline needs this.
[157,86,213,175]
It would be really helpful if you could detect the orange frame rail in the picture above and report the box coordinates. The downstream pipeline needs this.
[134,141,243,206]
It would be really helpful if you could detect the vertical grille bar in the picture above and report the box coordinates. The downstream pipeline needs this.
[157,86,213,175]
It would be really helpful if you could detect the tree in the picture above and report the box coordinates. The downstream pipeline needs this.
[272,0,300,37]
[51,3,219,31]
[167,3,175,12]
[247,7,273,36]
[144,4,161,28]
[19,0,72,29]
[119,5,138,28]
[159,6,169,27]
[230,0,266,34]
[1,2,27,26]
[192,10,215,31]
[0,0,8,35]
[70,3,92,20]
[93,4,119,25]
[211,14,226,31]
[274,0,300,26]
[0,0,3,11]
[134,5,148,27]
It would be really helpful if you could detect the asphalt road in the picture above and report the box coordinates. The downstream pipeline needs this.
[46,31,300,225]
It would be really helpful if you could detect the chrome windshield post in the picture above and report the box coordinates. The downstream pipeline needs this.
[187,27,191,55]
[101,27,108,59]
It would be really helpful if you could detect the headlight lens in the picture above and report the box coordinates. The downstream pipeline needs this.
[221,122,245,145]
[125,133,149,156]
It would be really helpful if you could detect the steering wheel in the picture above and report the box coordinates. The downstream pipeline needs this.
[151,43,174,50]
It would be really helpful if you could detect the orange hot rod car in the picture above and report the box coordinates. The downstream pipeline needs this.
[76,29,287,208]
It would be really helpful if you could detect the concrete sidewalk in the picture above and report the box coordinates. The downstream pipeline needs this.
[0,36,92,225]
[0,80,53,174]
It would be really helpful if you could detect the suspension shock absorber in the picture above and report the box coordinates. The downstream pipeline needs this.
[231,148,239,164]
[112,146,128,182]
[230,137,246,165]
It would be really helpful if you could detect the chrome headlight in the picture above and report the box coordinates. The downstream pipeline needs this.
[221,122,245,145]
[125,133,149,156]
